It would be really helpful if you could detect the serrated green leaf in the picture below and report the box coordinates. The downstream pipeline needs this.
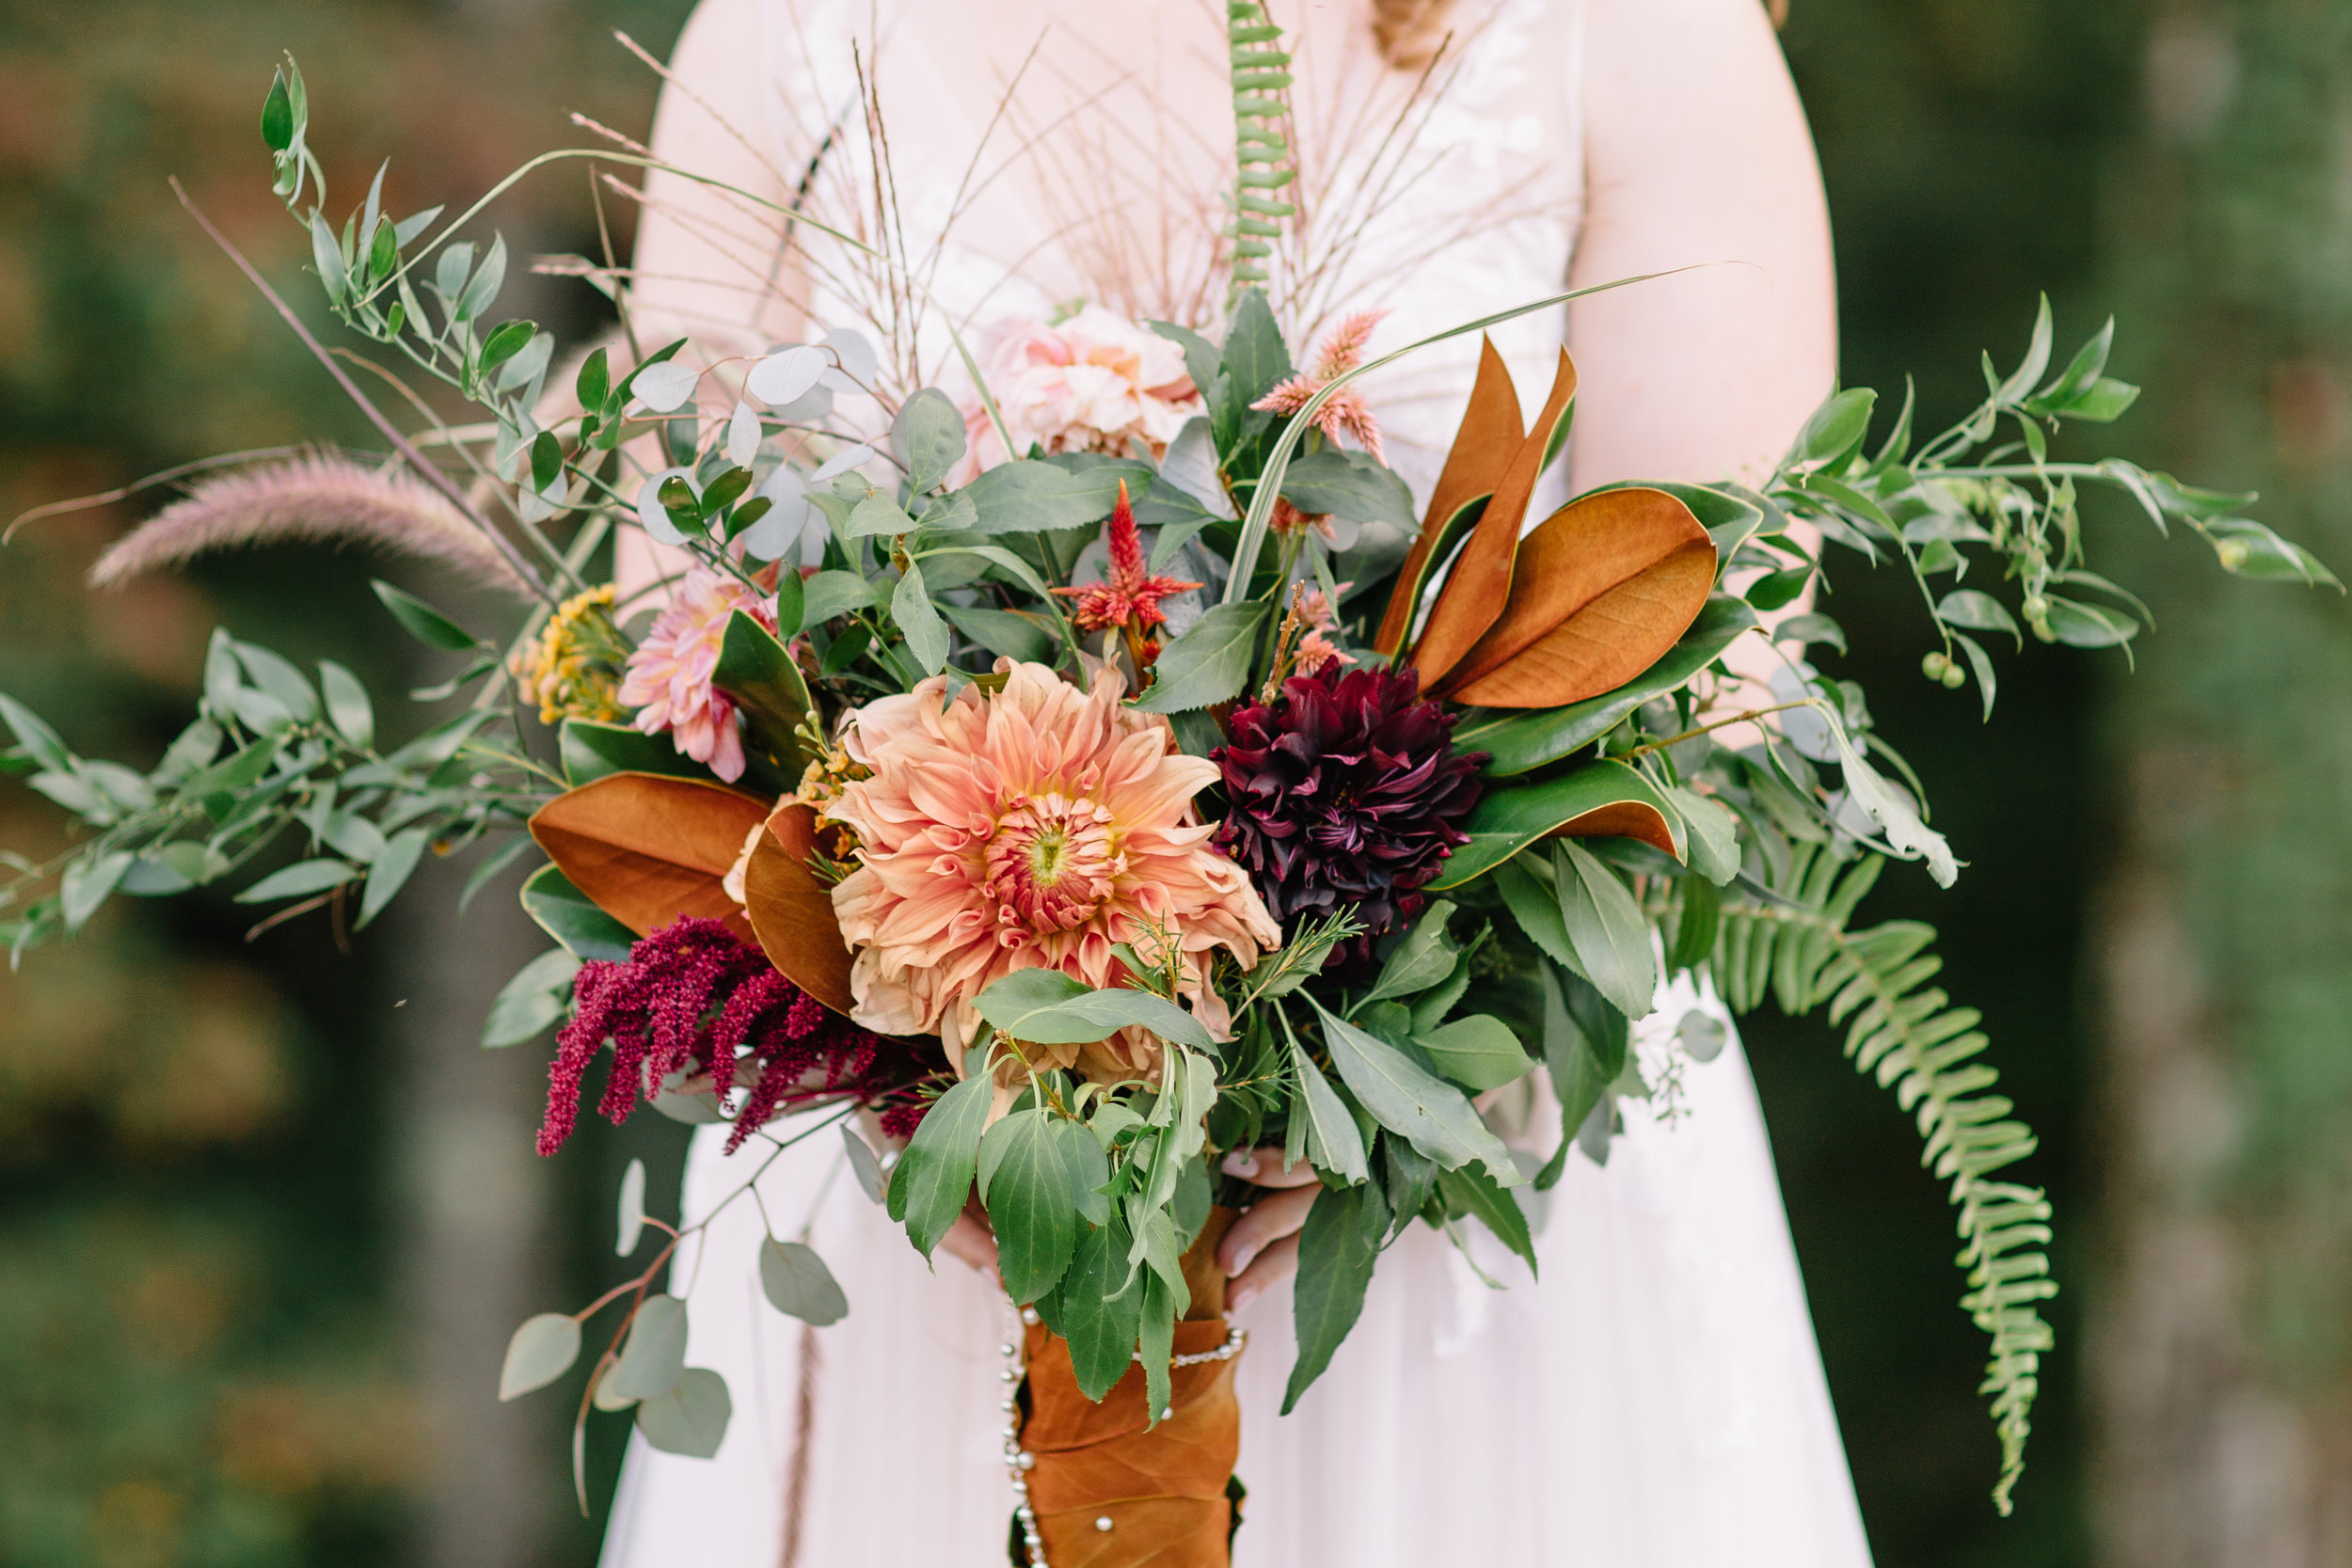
[884,1065,993,1259]
[1129,602,1269,715]
[977,1109,1082,1302]
[1551,841,1659,1021]
[971,969,1214,1048]
[1308,996,1516,1180]
[1411,1014,1534,1093]
[1438,1160,1536,1272]
[1280,1182,1378,1414]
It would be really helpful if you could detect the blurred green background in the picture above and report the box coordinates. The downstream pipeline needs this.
[0,2,2343,1565]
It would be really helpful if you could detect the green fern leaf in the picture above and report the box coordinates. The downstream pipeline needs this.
[1706,850,2056,1515]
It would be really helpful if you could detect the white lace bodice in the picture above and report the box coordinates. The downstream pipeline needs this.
[743,0,1587,500]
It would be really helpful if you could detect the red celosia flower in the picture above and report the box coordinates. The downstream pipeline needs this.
[1250,309,1390,462]
[537,916,932,1156]
[1052,480,1202,636]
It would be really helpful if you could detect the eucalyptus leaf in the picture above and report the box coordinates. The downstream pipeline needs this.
[759,1240,850,1324]
[634,1367,731,1458]
[606,1294,688,1402]
[498,1313,581,1401]
[892,388,967,494]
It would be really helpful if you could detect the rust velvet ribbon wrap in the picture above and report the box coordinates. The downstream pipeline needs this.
[1017,1210,1244,1566]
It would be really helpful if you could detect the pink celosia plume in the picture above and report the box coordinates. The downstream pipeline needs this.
[823,661,1279,1076]
[1250,309,1391,462]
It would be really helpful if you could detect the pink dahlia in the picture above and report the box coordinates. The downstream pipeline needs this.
[823,661,1279,1077]
[616,567,777,782]
[953,306,1203,481]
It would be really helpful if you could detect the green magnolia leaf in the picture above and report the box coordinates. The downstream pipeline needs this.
[1056,1216,1145,1401]
[1280,1181,1379,1414]
[607,1294,688,1401]
[234,858,360,904]
[1454,596,1758,776]
[971,969,1214,1048]
[1438,1161,1536,1272]
[498,1313,580,1401]
[759,1240,850,1324]
[1289,1033,1368,1182]
[1411,1015,1534,1093]
[558,720,707,787]
[1432,759,1681,889]
[1551,841,1659,1021]
[884,1063,993,1259]
[977,1109,1082,1302]
[1129,602,1270,715]
[892,562,950,676]
[712,611,818,775]
[317,660,374,748]
[482,947,580,1048]
[616,1157,647,1256]
[893,388,967,494]
[635,1367,731,1458]
[1308,996,1517,1180]
[371,579,481,652]
[519,863,637,962]
[1279,450,1414,526]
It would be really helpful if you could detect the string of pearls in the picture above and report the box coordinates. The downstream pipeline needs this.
[1000,1300,1246,1563]
[1001,1299,1049,1567]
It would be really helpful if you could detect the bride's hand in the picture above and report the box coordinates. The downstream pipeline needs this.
[1215,1147,1325,1313]
[941,1194,1000,1287]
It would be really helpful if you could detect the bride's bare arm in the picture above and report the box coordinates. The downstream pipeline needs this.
[1220,0,1837,1304]
[1566,0,1836,491]
[632,0,801,354]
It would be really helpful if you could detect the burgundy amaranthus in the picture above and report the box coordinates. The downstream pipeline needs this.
[538,917,930,1157]
[1213,664,1484,963]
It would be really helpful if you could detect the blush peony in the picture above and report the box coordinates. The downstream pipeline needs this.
[823,661,1278,1077]
[954,306,1203,481]
[616,567,777,783]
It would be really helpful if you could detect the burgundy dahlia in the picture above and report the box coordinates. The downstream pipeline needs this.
[1212,664,1484,961]
[538,916,931,1156]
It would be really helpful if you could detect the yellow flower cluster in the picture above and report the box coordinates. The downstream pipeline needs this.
[514,585,631,726]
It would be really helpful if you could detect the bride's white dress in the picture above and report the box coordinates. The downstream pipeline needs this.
[601,1,1876,1562]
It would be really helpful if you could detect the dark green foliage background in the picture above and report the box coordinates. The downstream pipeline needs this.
[0,2,2324,1564]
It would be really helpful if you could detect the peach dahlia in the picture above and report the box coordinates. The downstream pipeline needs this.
[822,661,1279,1078]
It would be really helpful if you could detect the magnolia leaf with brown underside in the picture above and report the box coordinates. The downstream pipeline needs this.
[1374,336,1522,657]
[742,801,856,1014]
[1404,349,1578,688]
[1438,486,1716,707]
[1429,758,1682,890]
[527,771,767,943]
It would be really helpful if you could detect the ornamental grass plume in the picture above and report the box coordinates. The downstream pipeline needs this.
[824,661,1279,1076]
[1213,663,1483,964]
[538,916,927,1157]
[617,567,778,782]
[87,451,531,593]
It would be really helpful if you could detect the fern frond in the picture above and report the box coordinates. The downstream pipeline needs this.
[1709,846,2055,1514]
[1225,2,1297,300]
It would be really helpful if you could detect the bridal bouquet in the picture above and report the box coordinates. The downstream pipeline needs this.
[2,10,2335,1563]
